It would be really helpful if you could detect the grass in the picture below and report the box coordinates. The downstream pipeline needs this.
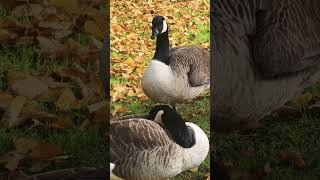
[216,97,320,179]
[0,5,106,175]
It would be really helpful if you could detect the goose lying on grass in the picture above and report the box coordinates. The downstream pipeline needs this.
[141,16,210,109]
[110,105,209,180]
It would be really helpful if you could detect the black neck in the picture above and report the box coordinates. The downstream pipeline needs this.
[153,31,170,65]
[163,112,196,148]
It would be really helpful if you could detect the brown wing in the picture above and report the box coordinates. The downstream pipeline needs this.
[110,118,172,162]
[169,46,210,87]
[253,0,320,77]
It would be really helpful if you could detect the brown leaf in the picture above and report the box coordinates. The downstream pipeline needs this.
[91,102,109,124]
[280,150,305,169]
[54,30,73,39]
[50,0,81,14]
[36,88,65,103]
[0,91,14,110]
[84,20,104,40]
[54,67,89,81]
[264,162,272,174]
[20,101,56,121]
[55,88,81,111]
[29,143,62,161]
[0,152,24,171]
[111,105,130,117]
[0,29,17,43]
[87,100,108,113]
[51,115,70,129]
[29,3,44,17]
[10,75,49,99]
[15,138,39,155]
[37,36,63,55]
[1,96,27,128]
[38,21,72,30]
[287,93,313,109]
[16,36,35,46]
[11,4,28,17]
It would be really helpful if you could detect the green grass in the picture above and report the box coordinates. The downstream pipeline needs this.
[216,105,320,179]
[0,128,106,172]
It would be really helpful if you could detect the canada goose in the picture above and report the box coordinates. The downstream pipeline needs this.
[110,105,209,180]
[212,0,320,131]
[141,16,210,109]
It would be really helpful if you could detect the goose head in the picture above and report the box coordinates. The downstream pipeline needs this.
[148,105,196,148]
[151,16,168,39]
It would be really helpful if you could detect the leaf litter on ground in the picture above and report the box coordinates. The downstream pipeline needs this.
[0,0,108,175]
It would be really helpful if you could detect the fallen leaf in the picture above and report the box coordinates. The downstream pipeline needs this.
[84,20,104,39]
[55,88,81,111]
[0,29,17,43]
[264,162,272,174]
[1,96,27,128]
[127,89,135,97]
[36,88,64,103]
[51,115,70,129]
[29,143,62,161]
[280,150,305,169]
[50,0,81,14]
[0,152,24,171]
[37,36,63,56]
[10,75,49,99]
[0,91,14,110]
[29,3,44,17]
[87,100,108,113]
[287,93,313,109]
[189,167,198,172]
[15,138,39,155]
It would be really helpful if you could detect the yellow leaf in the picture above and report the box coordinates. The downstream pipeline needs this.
[50,0,80,14]
[127,89,135,97]
[15,138,39,155]
[190,167,198,172]
[138,93,149,101]
[124,59,135,66]
[84,20,104,40]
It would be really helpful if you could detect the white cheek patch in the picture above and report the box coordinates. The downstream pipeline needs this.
[154,110,164,125]
[161,20,167,34]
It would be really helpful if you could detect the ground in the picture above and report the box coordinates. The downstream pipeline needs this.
[0,1,107,176]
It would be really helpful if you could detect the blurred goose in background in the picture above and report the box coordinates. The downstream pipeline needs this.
[212,0,320,131]
[141,16,210,109]
[110,105,209,180]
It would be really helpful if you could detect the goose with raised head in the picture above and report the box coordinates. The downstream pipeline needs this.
[110,105,209,180]
[141,16,210,109]
[212,0,320,131]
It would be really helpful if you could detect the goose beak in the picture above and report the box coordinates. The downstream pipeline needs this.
[151,29,159,39]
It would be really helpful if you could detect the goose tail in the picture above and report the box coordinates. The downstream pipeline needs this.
[110,163,125,180]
